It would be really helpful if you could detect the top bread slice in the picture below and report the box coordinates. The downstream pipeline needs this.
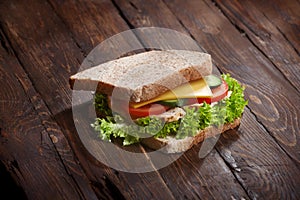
[70,50,212,103]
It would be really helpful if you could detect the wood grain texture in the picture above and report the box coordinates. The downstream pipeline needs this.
[216,108,300,199]
[162,0,300,163]
[0,26,98,200]
[112,1,250,199]
[0,0,175,199]
[44,0,176,198]
[115,0,300,198]
[47,0,143,69]
[0,0,82,115]
[155,148,249,199]
[214,0,300,92]
[254,0,300,54]
[56,101,175,199]
[1,0,299,199]
[0,0,122,199]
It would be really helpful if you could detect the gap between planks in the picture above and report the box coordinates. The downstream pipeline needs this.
[111,0,252,198]
[4,0,176,198]
[199,0,300,165]
[0,24,99,200]
[211,0,300,94]
[112,0,300,198]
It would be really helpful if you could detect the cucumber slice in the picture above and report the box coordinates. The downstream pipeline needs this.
[158,99,178,107]
[204,75,222,88]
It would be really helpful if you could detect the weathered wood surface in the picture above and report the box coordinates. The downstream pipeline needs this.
[0,0,173,199]
[116,0,300,198]
[0,0,299,199]
[0,24,98,199]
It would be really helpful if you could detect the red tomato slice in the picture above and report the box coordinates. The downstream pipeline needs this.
[198,79,228,104]
[109,98,169,118]
[128,103,169,118]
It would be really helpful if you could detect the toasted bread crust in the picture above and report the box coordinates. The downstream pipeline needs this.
[70,50,212,102]
[140,118,241,153]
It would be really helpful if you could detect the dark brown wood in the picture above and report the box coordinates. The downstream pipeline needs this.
[115,0,300,198]
[39,0,176,198]
[0,27,98,199]
[47,0,144,66]
[56,101,175,199]
[214,0,300,92]
[0,0,174,199]
[0,0,82,115]
[162,0,300,163]
[156,148,249,199]
[0,0,299,199]
[217,108,300,199]
[0,0,121,199]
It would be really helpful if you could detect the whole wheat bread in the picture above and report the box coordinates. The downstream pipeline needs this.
[140,118,241,153]
[70,50,212,102]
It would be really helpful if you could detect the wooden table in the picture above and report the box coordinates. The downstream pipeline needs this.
[1,0,299,199]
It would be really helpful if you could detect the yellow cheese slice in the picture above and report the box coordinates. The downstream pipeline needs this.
[130,78,212,108]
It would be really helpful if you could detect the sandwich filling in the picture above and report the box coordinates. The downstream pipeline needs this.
[92,74,247,145]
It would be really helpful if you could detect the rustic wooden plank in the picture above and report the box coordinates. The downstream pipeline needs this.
[0,1,122,199]
[47,0,143,68]
[162,0,300,162]
[46,0,177,198]
[254,0,299,54]
[1,0,298,197]
[0,28,98,200]
[56,101,175,199]
[155,147,250,199]
[214,0,300,92]
[0,0,83,116]
[216,108,300,199]
[114,0,300,198]
[111,0,252,199]
[164,0,300,198]
[0,0,175,199]
[47,0,177,197]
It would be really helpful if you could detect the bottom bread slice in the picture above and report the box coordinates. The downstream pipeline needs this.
[140,118,241,153]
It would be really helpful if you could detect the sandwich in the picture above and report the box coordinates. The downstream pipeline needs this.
[70,50,247,153]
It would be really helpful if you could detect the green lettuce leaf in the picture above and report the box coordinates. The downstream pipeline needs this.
[222,74,248,123]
